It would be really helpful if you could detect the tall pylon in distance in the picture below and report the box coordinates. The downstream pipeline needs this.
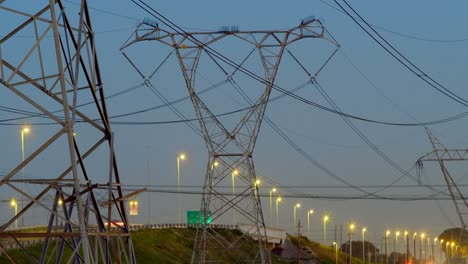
[122,16,337,263]
[0,1,135,263]
[416,128,468,244]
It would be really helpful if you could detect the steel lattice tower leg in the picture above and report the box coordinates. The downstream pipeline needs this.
[0,1,135,263]
[121,17,336,263]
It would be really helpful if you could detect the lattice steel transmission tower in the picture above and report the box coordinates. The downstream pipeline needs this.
[0,1,135,263]
[416,128,468,239]
[122,16,337,263]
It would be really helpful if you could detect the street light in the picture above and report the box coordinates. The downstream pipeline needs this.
[413,232,417,264]
[348,223,355,264]
[307,209,314,240]
[404,231,409,264]
[58,198,63,227]
[440,239,444,264]
[420,233,425,263]
[176,153,186,224]
[333,241,338,264]
[393,231,400,258]
[254,179,261,200]
[275,197,282,228]
[10,198,18,229]
[385,230,391,264]
[394,231,400,264]
[362,227,367,262]
[446,241,450,264]
[451,242,455,261]
[232,169,239,223]
[20,126,30,227]
[293,203,301,234]
[323,215,329,245]
[269,187,277,225]
[432,238,437,264]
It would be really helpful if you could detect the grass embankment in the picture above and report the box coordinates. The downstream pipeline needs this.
[289,235,367,264]
[1,228,287,263]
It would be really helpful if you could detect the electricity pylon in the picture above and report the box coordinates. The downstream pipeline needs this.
[416,128,468,242]
[0,1,135,263]
[122,16,336,263]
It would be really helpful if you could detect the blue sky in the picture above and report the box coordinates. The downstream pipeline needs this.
[1,0,468,249]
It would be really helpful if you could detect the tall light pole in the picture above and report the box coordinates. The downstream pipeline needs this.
[232,169,239,223]
[275,197,282,228]
[420,233,425,263]
[333,241,338,264]
[404,231,409,264]
[394,231,400,264]
[425,236,430,261]
[413,232,417,264]
[269,187,276,225]
[323,215,329,245]
[362,227,367,262]
[293,203,301,234]
[451,242,455,264]
[307,209,314,240]
[432,238,437,264]
[440,239,444,264]
[348,223,355,264]
[254,179,261,200]
[176,153,186,224]
[385,230,391,264]
[10,198,18,229]
[446,241,450,264]
[20,126,30,227]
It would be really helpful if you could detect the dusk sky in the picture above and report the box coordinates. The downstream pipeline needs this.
[1,0,468,248]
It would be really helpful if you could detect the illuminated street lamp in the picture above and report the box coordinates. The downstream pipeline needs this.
[10,198,18,229]
[275,197,282,227]
[176,153,186,223]
[362,227,367,262]
[307,209,314,240]
[446,241,450,264]
[254,179,261,186]
[432,238,437,264]
[20,126,30,227]
[254,179,261,200]
[413,232,417,263]
[451,242,455,261]
[269,187,277,225]
[293,203,301,234]
[394,231,400,264]
[348,223,355,264]
[333,241,338,264]
[404,231,409,264]
[385,230,391,264]
[232,169,239,223]
[420,233,426,262]
[440,239,444,264]
[323,215,329,245]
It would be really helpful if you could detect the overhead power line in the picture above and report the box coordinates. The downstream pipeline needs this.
[332,0,468,107]
[318,0,468,43]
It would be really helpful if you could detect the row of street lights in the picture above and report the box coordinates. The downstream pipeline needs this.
[382,230,457,264]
